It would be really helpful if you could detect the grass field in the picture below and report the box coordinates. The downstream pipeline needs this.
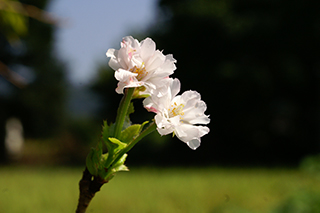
[0,166,319,213]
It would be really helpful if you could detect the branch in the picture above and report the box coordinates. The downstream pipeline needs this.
[0,61,27,88]
[76,167,108,213]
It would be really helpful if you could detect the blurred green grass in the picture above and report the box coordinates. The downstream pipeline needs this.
[0,166,319,213]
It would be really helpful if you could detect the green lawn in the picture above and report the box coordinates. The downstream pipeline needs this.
[0,166,319,213]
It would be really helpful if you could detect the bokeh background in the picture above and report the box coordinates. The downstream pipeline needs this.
[1,0,320,212]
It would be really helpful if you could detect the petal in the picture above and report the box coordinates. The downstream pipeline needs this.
[198,126,210,137]
[140,38,156,61]
[117,48,131,69]
[175,124,209,147]
[106,49,123,71]
[183,101,210,124]
[122,36,139,49]
[154,54,177,77]
[181,90,201,105]
[187,139,201,150]
[143,97,158,113]
[145,50,165,71]
[114,69,137,82]
[106,48,116,58]
[115,82,126,94]
[170,78,181,98]
[174,124,198,142]
[155,114,174,135]
[187,115,210,125]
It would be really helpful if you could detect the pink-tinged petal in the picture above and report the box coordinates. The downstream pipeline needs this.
[115,82,126,94]
[143,96,159,113]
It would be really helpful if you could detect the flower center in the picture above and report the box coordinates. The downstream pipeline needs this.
[169,102,185,118]
[130,64,147,80]
[127,48,136,59]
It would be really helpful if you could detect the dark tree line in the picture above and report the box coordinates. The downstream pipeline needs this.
[0,0,67,163]
[92,0,320,166]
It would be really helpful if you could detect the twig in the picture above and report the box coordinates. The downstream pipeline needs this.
[76,167,108,213]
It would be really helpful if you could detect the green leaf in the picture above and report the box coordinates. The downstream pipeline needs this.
[85,141,103,176]
[120,124,141,143]
[108,137,127,151]
[86,148,98,176]
[101,120,110,142]
[119,121,150,143]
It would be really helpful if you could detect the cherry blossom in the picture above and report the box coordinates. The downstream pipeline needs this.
[143,78,210,150]
[106,36,176,94]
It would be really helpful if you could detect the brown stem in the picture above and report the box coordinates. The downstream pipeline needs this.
[76,167,108,213]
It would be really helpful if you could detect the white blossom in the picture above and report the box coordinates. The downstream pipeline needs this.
[106,36,176,94]
[143,78,210,150]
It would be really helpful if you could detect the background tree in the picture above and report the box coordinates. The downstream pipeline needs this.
[88,0,320,166]
[145,0,320,166]
[0,0,67,163]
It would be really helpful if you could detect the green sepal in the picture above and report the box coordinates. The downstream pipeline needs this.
[100,153,129,181]
[112,153,129,172]
[103,137,127,168]
[132,86,150,99]
[86,140,103,176]
[102,120,117,163]
[140,121,149,132]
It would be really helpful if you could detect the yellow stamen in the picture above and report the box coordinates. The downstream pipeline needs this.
[130,63,147,80]
[169,102,185,118]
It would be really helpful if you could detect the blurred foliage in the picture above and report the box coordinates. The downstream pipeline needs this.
[1,167,319,212]
[0,0,28,42]
[273,190,320,213]
[300,154,320,175]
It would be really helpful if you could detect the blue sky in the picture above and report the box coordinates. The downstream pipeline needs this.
[48,0,158,85]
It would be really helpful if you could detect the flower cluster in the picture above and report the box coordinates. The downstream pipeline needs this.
[107,36,210,150]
